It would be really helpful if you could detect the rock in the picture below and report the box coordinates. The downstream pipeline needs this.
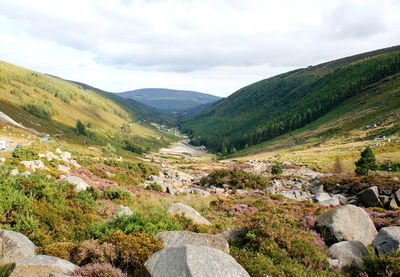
[68,160,81,168]
[60,152,72,160]
[49,274,75,277]
[328,241,368,270]
[280,190,308,201]
[149,175,163,184]
[156,231,229,253]
[395,189,400,204]
[311,185,324,194]
[316,204,377,246]
[167,203,211,225]
[55,148,63,154]
[21,171,31,177]
[328,258,340,268]
[10,255,78,277]
[314,192,331,202]
[10,169,19,176]
[379,195,390,206]
[115,205,133,217]
[0,229,37,265]
[46,151,59,161]
[57,165,70,173]
[216,228,247,243]
[318,198,340,207]
[145,245,250,277]
[0,157,6,163]
[64,176,89,192]
[372,227,400,254]
[187,188,211,196]
[19,160,45,171]
[356,186,383,207]
[389,198,398,209]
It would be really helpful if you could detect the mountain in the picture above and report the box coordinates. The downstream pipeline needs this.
[180,45,400,154]
[0,61,176,152]
[118,88,221,112]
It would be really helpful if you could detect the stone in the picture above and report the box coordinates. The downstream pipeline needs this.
[49,274,75,277]
[316,204,377,246]
[46,151,59,161]
[311,185,324,194]
[314,192,331,202]
[395,189,400,203]
[0,229,37,265]
[372,227,400,254]
[389,198,398,209]
[68,160,81,168]
[21,171,31,177]
[115,205,133,217]
[64,176,89,192]
[0,157,6,163]
[318,198,340,207]
[10,169,19,176]
[187,188,211,196]
[55,148,63,154]
[216,228,247,243]
[156,231,229,253]
[166,186,176,195]
[19,160,45,171]
[328,241,368,270]
[60,152,72,160]
[149,175,163,184]
[57,165,70,173]
[167,203,211,226]
[379,195,390,206]
[10,255,78,277]
[356,186,383,207]
[145,245,250,277]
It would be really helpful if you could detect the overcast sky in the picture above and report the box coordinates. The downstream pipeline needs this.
[1,0,399,97]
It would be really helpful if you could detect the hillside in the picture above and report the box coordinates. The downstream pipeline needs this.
[118,88,221,112]
[180,45,400,154]
[0,61,176,153]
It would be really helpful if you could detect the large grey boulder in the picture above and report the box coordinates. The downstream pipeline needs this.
[0,230,36,265]
[10,255,78,277]
[372,227,400,254]
[145,245,250,277]
[328,241,368,270]
[356,186,383,207]
[316,205,377,246]
[168,203,211,225]
[19,160,46,171]
[156,231,229,253]
[64,176,89,192]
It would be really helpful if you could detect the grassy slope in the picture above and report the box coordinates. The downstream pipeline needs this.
[181,45,400,152]
[233,73,400,172]
[0,61,175,150]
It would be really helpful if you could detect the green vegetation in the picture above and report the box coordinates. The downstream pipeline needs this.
[75,120,87,136]
[355,146,378,175]
[22,99,56,120]
[11,146,39,161]
[146,183,164,192]
[200,168,270,189]
[181,49,400,154]
[271,163,283,175]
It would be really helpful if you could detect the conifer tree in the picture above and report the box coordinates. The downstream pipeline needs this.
[355,146,377,175]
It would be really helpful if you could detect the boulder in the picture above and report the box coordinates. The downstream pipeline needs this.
[389,198,398,209]
[316,204,377,246]
[64,176,89,192]
[55,148,63,154]
[314,192,332,202]
[49,274,75,277]
[149,175,163,185]
[57,165,70,173]
[19,160,45,171]
[311,185,324,194]
[10,169,19,176]
[395,189,400,204]
[0,230,37,265]
[167,203,211,225]
[216,229,247,243]
[318,198,340,207]
[68,160,81,168]
[156,231,229,253]
[356,186,383,207]
[46,151,59,161]
[10,255,78,277]
[372,227,400,254]
[187,188,211,196]
[328,241,368,270]
[115,205,133,217]
[145,245,250,277]
[60,152,72,160]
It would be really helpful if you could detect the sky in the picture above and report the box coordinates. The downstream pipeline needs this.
[0,0,399,97]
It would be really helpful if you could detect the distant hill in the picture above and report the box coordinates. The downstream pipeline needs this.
[118,88,221,112]
[180,45,400,154]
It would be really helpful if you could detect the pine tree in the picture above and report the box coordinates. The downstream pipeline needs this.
[75,120,87,136]
[355,146,377,176]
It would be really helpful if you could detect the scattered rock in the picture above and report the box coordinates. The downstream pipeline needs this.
[10,169,19,176]
[316,204,377,246]
[145,245,250,277]
[372,226,400,254]
[167,203,211,225]
[57,165,70,173]
[68,160,81,168]
[60,152,72,160]
[328,241,368,270]
[115,205,133,217]
[389,198,398,209]
[318,198,340,207]
[311,185,324,194]
[10,255,78,277]
[356,186,383,207]
[64,176,90,192]
[0,229,37,265]
[19,160,46,171]
[55,148,63,154]
[156,231,229,253]
[314,192,331,202]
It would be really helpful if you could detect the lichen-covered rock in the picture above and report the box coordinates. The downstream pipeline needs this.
[316,204,377,246]
[167,203,211,225]
[145,245,249,277]
[372,226,400,254]
[65,176,89,192]
[0,229,37,265]
[156,231,229,253]
[328,241,368,270]
[10,255,78,277]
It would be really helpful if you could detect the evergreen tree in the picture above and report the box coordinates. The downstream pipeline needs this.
[355,146,377,175]
[75,120,87,136]
[271,163,283,175]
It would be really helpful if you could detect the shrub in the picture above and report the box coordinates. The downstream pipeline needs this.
[103,188,132,201]
[75,120,87,136]
[37,242,77,261]
[72,263,128,277]
[271,163,283,175]
[361,250,400,277]
[73,240,117,265]
[105,230,162,270]
[200,168,271,189]
[102,143,117,157]
[22,99,56,120]
[11,146,39,161]
[355,146,378,176]
[146,183,164,192]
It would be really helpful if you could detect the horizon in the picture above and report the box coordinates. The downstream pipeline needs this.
[1,0,400,97]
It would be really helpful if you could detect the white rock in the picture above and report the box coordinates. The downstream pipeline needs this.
[55,148,62,154]
[115,205,133,217]
[60,152,72,160]
[168,203,211,226]
[57,165,70,173]
[0,229,37,265]
[64,176,89,192]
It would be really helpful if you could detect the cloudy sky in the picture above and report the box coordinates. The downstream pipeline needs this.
[1,0,399,96]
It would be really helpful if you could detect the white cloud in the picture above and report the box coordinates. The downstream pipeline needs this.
[0,0,399,96]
